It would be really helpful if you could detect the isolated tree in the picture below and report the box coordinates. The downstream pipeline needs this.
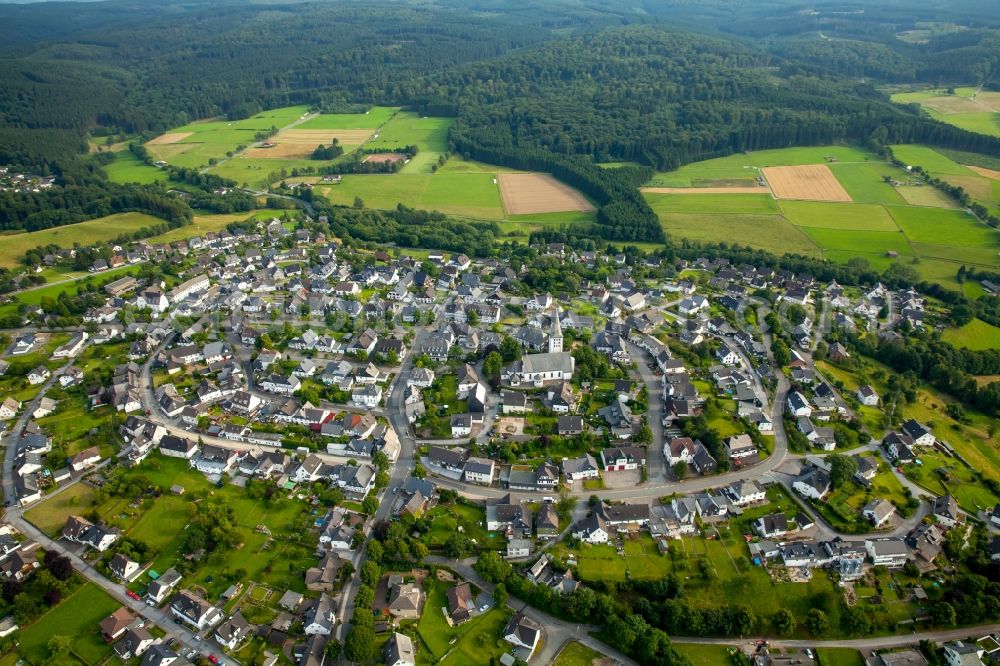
[804,608,829,636]
[774,608,796,636]
[47,635,72,657]
[500,336,521,363]
[771,339,791,367]
[366,539,384,563]
[360,560,381,587]
[353,196,364,209]
[483,351,503,379]
[344,625,375,663]
[841,606,872,635]
[475,551,512,584]
[493,582,508,607]
[444,533,472,559]
[672,461,688,479]
[932,601,957,626]
[828,454,858,489]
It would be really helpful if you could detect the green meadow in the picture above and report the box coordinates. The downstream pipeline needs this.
[102,150,168,185]
[0,212,163,268]
[647,145,878,187]
[641,144,1000,283]
[891,88,1000,139]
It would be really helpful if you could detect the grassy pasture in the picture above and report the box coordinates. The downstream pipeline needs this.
[295,105,398,129]
[0,212,163,268]
[891,144,977,176]
[942,318,1000,351]
[895,185,959,208]
[366,112,452,173]
[659,213,821,257]
[891,89,1000,138]
[887,206,998,247]
[327,172,505,218]
[149,208,288,244]
[102,150,168,185]
[827,162,907,204]
[800,227,913,257]
[19,583,120,666]
[644,192,779,214]
[779,201,899,231]
[647,145,877,187]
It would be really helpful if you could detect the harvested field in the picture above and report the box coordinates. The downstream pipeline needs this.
[244,128,374,158]
[363,153,407,164]
[946,174,993,200]
[641,186,771,194]
[278,129,374,144]
[762,164,853,202]
[146,132,192,145]
[967,165,1000,182]
[498,173,594,214]
[919,96,985,114]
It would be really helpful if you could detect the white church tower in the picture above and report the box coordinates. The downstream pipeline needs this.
[548,307,563,353]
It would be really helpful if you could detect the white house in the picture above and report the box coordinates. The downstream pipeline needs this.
[171,590,222,631]
[856,385,879,407]
[786,391,812,418]
[464,457,495,485]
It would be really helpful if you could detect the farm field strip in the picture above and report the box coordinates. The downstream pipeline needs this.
[762,164,853,202]
[497,173,595,214]
[641,185,771,194]
[967,164,1000,181]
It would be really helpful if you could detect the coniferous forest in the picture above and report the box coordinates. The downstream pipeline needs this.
[1,0,1000,241]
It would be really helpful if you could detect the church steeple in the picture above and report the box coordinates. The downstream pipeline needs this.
[548,306,563,353]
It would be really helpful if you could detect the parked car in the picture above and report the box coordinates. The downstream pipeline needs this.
[126,590,140,601]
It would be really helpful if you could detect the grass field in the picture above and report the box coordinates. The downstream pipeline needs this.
[19,583,120,665]
[25,483,99,536]
[551,641,607,666]
[365,112,451,173]
[779,201,899,231]
[673,644,736,665]
[645,193,779,214]
[891,88,1000,139]
[647,145,878,187]
[942,318,1000,350]
[102,150,168,185]
[416,579,507,666]
[816,648,865,666]
[0,212,163,268]
[328,172,505,219]
[659,213,821,257]
[645,145,1000,282]
[149,208,287,244]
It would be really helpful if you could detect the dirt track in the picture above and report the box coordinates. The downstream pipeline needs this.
[761,164,852,202]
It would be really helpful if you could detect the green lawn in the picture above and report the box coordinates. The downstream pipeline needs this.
[891,90,1000,139]
[24,483,99,537]
[673,644,739,665]
[550,542,627,583]
[623,536,672,580]
[942,318,1000,351]
[19,583,121,666]
[0,212,163,268]
[817,648,865,666]
[892,144,978,176]
[417,579,507,665]
[552,641,607,666]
